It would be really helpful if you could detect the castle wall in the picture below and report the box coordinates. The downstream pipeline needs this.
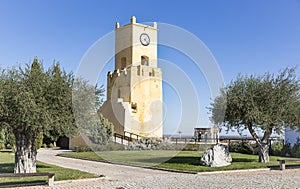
[127,66,162,137]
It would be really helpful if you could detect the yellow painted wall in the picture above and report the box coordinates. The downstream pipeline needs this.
[101,17,163,138]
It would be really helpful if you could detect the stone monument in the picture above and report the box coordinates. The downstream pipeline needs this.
[200,144,232,167]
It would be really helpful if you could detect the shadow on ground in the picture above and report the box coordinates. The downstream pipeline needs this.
[136,156,200,166]
[0,181,47,188]
[0,163,14,173]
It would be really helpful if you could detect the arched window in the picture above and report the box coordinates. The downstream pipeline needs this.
[121,57,126,69]
[141,56,149,66]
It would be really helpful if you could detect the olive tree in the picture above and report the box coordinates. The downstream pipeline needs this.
[210,67,300,162]
[0,58,112,173]
[72,79,113,146]
[0,59,47,173]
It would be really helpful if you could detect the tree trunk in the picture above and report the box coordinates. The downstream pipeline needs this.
[14,132,37,173]
[258,142,270,163]
[247,124,271,163]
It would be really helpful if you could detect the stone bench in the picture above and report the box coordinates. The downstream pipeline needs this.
[277,159,300,170]
[0,172,55,187]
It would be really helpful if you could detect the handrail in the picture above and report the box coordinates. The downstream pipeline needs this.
[113,131,143,145]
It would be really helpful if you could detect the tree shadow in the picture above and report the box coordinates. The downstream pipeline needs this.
[137,156,200,166]
[36,164,52,169]
[0,163,14,173]
[134,157,171,164]
[0,163,53,173]
[165,156,200,165]
[232,158,257,162]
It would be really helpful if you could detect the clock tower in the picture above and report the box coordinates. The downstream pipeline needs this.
[101,16,163,138]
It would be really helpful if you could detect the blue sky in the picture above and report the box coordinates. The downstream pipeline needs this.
[1,1,300,135]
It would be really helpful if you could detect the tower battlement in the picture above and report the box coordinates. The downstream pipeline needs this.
[101,17,163,138]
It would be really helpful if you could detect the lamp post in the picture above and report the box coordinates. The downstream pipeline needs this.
[178,131,182,139]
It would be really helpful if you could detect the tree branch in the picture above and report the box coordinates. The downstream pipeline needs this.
[262,125,273,143]
[247,123,261,145]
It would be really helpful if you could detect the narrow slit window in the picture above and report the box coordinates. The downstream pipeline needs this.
[121,57,126,69]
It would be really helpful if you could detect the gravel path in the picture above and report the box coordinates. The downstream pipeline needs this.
[24,149,300,188]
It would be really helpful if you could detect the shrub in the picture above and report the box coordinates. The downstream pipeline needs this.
[126,138,178,150]
[125,138,213,151]
[36,132,43,150]
[0,127,15,150]
[91,142,125,151]
[267,140,300,157]
[48,143,55,148]
[282,142,292,157]
[84,115,114,145]
[270,140,284,156]
[74,146,92,152]
[228,141,258,155]
[291,139,300,158]
[0,143,4,150]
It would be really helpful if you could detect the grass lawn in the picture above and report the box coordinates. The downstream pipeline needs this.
[58,150,300,173]
[0,151,98,187]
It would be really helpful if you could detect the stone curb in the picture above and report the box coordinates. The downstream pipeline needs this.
[54,177,106,184]
[197,168,271,175]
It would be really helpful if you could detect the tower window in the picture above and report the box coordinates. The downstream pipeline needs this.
[131,102,137,113]
[118,89,121,98]
[121,57,126,69]
[141,56,149,66]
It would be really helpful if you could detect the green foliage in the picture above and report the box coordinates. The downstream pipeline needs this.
[270,140,284,156]
[291,139,300,158]
[0,129,5,150]
[228,141,258,155]
[43,63,75,142]
[36,132,43,150]
[95,142,125,151]
[213,67,300,132]
[1,63,46,136]
[73,143,126,152]
[282,143,292,157]
[0,57,105,172]
[2,128,15,151]
[85,115,113,145]
[73,146,92,152]
[0,58,92,138]
[271,140,300,158]
[72,79,113,146]
[210,67,300,162]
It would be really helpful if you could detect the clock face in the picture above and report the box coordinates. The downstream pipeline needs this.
[140,33,150,46]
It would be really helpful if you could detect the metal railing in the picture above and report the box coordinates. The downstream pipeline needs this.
[169,137,218,144]
[113,131,142,145]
